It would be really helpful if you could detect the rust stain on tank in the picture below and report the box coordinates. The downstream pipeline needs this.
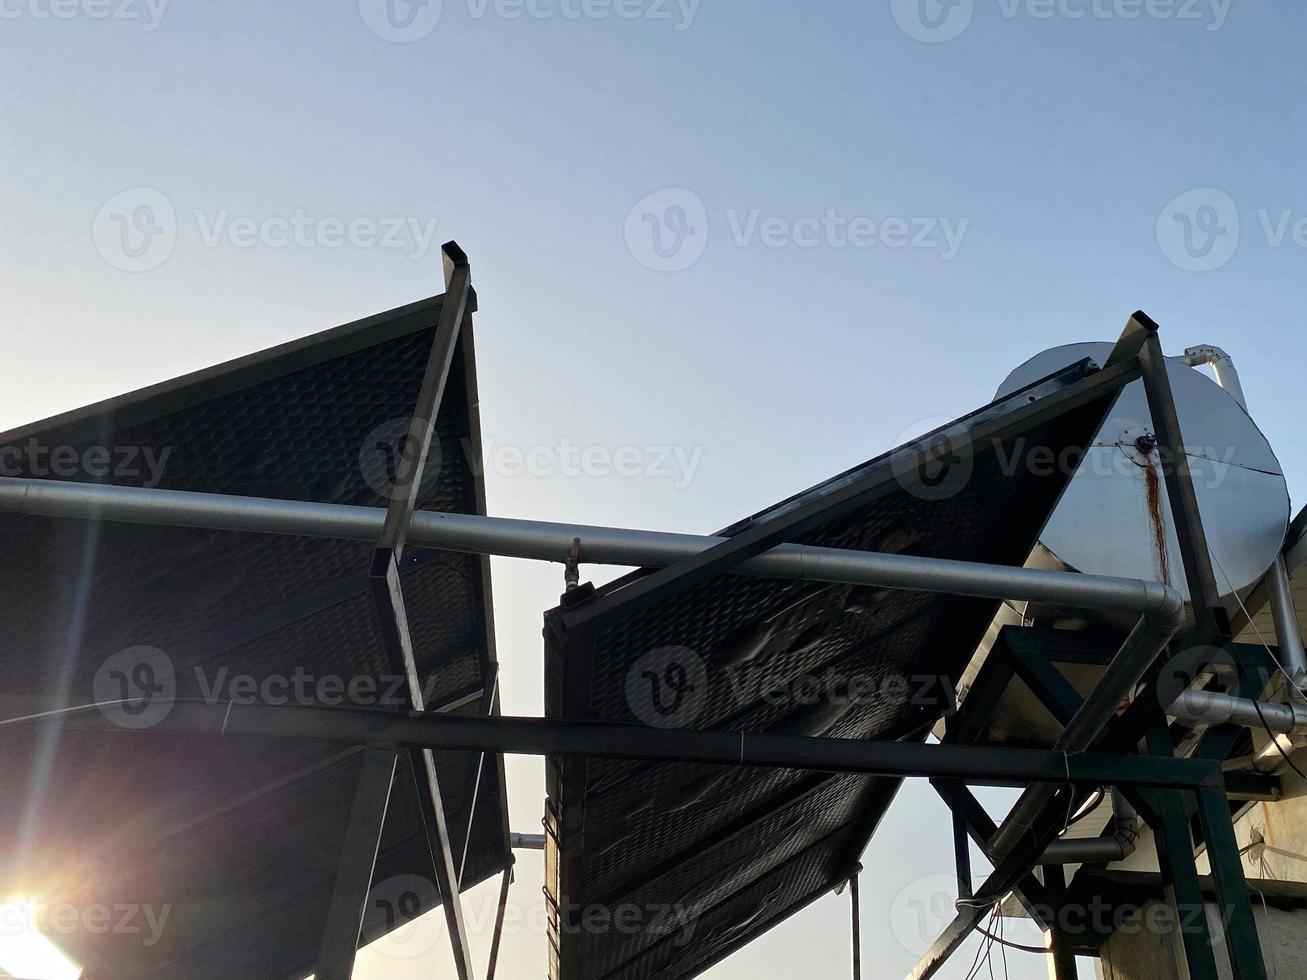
[1144,460,1172,586]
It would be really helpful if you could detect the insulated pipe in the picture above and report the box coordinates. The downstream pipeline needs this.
[1182,345,1247,411]
[0,478,1181,617]
[1171,688,1307,736]
[1267,556,1307,684]
[510,833,545,851]
[1038,790,1138,865]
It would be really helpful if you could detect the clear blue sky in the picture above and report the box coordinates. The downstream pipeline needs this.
[3,2,1307,977]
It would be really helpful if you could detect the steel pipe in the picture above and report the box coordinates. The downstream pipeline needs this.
[1171,688,1307,736]
[10,701,1221,790]
[510,833,545,851]
[1267,556,1307,683]
[0,478,1181,615]
[1182,345,1247,411]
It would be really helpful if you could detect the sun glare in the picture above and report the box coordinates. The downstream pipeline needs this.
[0,898,83,980]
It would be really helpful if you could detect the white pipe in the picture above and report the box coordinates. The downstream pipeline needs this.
[1182,345,1247,411]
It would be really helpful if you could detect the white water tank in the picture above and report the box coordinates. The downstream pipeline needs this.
[997,342,1290,609]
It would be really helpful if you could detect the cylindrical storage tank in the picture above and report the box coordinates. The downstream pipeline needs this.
[997,342,1290,625]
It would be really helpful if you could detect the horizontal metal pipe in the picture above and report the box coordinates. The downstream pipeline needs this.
[11,701,1221,790]
[510,833,545,851]
[1039,836,1131,865]
[0,478,1180,615]
[1171,688,1307,736]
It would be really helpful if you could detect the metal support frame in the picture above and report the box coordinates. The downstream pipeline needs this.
[315,745,399,980]
[485,861,514,980]
[850,874,861,980]
[3,308,1274,980]
[365,240,478,980]
[1041,864,1078,980]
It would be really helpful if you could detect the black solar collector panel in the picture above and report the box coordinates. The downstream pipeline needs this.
[0,294,509,979]
[543,357,1132,980]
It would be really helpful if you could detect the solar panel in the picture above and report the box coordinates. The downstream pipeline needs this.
[542,357,1131,980]
[0,293,509,979]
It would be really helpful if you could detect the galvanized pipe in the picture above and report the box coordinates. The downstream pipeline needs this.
[1267,556,1307,683]
[510,833,545,851]
[1171,688,1307,736]
[1038,790,1138,865]
[0,478,1180,616]
[1182,345,1247,411]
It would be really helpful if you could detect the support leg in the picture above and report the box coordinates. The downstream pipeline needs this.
[315,745,398,980]
[1195,785,1268,980]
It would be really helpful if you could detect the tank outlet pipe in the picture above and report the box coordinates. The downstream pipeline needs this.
[510,833,545,851]
[1170,688,1307,736]
[0,478,1181,618]
[1037,789,1138,866]
[1267,556,1307,685]
[1181,345,1247,411]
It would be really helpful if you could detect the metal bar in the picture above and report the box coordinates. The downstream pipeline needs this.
[1194,785,1268,980]
[1141,786,1221,980]
[907,784,1084,980]
[562,356,1143,631]
[948,791,973,902]
[366,241,477,980]
[1171,688,1307,735]
[929,781,1053,927]
[16,701,1225,788]
[1041,864,1078,980]
[376,240,471,563]
[986,600,1183,859]
[510,833,546,850]
[314,745,398,980]
[458,670,499,885]
[850,874,861,980]
[1136,317,1224,629]
[1268,555,1307,682]
[485,862,514,980]
[0,478,1184,618]
[1002,641,1083,728]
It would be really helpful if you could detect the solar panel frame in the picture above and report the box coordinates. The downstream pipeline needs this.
[543,356,1139,980]
[0,291,511,979]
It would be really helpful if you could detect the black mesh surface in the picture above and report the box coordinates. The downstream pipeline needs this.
[0,295,509,979]
[543,360,1127,979]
